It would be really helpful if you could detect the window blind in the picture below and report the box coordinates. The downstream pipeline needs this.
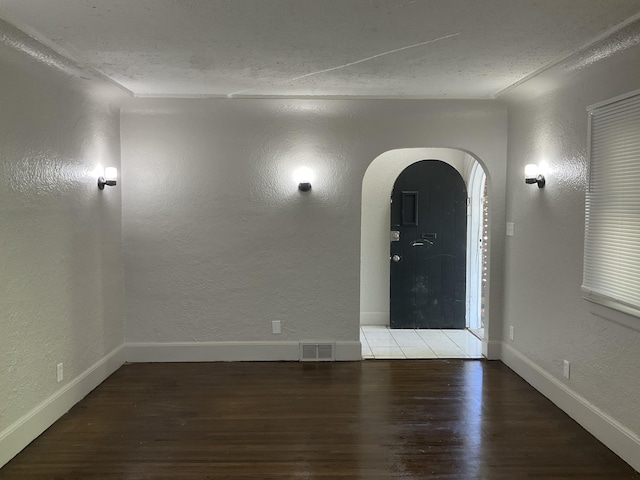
[583,91,640,317]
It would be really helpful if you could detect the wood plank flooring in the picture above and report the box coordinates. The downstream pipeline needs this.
[1,360,638,479]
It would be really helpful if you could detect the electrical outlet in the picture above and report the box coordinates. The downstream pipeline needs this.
[509,325,515,341]
[56,363,64,383]
[506,222,515,237]
[272,320,281,334]
[563,360,570,379]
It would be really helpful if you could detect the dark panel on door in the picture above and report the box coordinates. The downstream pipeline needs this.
[390,160,467,329]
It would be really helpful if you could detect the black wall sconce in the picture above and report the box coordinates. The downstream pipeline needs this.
[524,164,545,188]
[98,167,118,190]
[294,167,313,192]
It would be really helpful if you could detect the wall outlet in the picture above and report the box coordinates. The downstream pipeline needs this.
[56,363,64,383]
[563,360,570,379]
[509,325,515,341]
[272,320,281,334]
[506,222,515,237]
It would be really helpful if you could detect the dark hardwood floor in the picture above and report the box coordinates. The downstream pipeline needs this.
[1,360,638,479]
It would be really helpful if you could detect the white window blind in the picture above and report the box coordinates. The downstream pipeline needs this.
[583,91,640,318]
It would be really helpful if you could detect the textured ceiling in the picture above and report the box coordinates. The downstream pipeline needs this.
[1,0,640,98]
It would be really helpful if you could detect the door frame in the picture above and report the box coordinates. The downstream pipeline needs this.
[466,162,486,330]
[359,148,491,352]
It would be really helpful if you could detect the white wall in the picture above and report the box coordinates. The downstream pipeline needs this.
[121,99,507,353]
[501,19,640,469]
[0,19,127,465]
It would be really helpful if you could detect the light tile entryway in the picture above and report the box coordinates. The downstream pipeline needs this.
[361,326,483,359]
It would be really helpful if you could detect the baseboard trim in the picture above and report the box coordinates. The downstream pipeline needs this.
[335,341,362,361]
[125,341,362,362]
[359,312,389,326]
[484,340,502,360]
[501,342,640,473]
[0,345,126,469]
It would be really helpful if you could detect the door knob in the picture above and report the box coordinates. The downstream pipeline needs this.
[391,254,402,262]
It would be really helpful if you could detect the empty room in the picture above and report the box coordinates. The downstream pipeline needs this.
[1,1,640,478]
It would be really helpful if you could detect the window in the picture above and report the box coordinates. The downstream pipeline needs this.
[583,90,640,318]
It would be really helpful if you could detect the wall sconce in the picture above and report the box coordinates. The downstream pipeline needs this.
[98,167,118,190]
[524,164,545,188]
[294,167,314,192]
[298,182,312,192]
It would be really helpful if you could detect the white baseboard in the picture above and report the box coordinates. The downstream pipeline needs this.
[501,342,640,473]
[334,341,362,361]
[359,312,389,326]
[0,346,126,469]
[125,340,362,362]
[484,340,502,360]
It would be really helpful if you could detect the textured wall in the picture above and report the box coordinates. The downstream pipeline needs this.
[502,21,640,434]
[0,20,127,433]
[121,99,506,345]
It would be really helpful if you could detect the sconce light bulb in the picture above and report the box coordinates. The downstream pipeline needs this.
[294,166,314,192]
[98,166,118,190]
[524,163,545,188]
[293,166,314,183]
[524,164,538,181]
[105,167,118,181]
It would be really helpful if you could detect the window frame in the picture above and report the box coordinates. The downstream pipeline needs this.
[582,88,640,320]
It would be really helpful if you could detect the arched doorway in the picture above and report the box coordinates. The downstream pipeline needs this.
[359,148,489,359]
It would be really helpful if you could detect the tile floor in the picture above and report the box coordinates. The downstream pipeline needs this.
[361,325,483,359]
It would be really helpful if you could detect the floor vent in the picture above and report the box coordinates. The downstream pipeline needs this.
[300,343,335,361]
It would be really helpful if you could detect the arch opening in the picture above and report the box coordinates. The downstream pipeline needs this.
[360,148,489,355]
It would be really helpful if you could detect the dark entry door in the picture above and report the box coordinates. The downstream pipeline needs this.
[390,160,467,329]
